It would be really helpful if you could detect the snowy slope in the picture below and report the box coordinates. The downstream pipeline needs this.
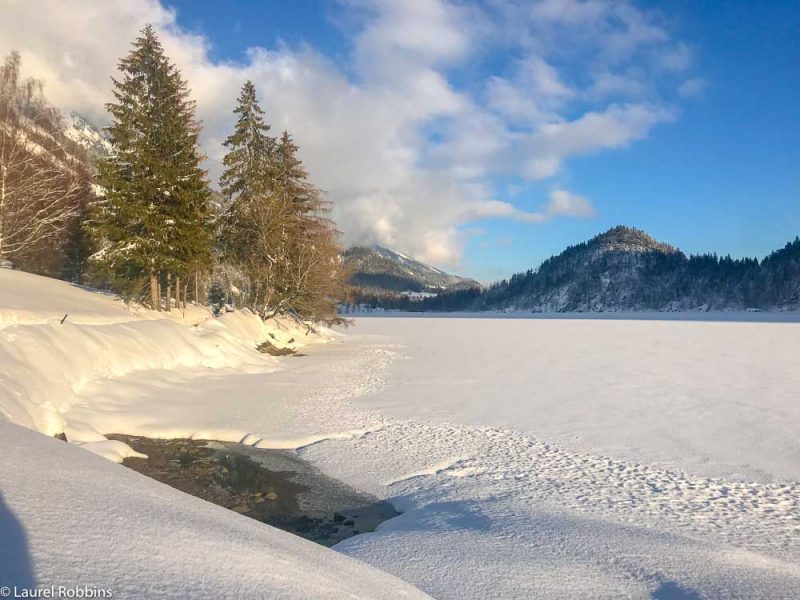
[61,112,112,158]
[345,245,479,293]
[0,268,158,328]
[0,421,428,600]
[0,268,330,440]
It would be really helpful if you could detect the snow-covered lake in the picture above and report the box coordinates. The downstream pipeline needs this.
[57,313,800,598]
[298,316,800,598]
[349,315,800,482]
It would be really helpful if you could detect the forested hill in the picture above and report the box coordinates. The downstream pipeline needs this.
[384,226,800,312]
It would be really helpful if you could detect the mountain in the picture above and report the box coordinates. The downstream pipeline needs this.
[61,112,112,159]
[343,245,480,307]
[408,226,800,312]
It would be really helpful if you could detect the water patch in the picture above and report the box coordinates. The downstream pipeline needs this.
[108,434,398,547]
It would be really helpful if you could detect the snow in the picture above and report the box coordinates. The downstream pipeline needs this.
[0,269,427,598]
[61,112,113,156]
[348,316,800,482]
[0,421,429,599]
[0,268,331,437]
[1,269,799,598]
[59,313,800,598]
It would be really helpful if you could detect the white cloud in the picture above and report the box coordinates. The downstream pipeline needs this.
[661,42,692,71]
[457,189,595,225]
[524,104,676,179]
[545,189,596,218]
[0,0,697,268]
[678,78,708,98]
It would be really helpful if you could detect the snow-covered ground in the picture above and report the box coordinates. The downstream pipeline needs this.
[316,317,800,598]
[1,270,799,599]
[0,269,427,599]
[0,420,428,600]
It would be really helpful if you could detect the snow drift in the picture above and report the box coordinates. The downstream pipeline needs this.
[0,420,428,599]
[0,268,324,438]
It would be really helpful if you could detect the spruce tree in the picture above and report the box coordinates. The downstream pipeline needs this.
[217,82,345,322]
[275,131,315,215]
[92,25,211,309]
[217,81,279,310]
[220,80,274,201]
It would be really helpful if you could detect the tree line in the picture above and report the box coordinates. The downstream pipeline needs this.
[0,26,345,323]
[349,225,800,312]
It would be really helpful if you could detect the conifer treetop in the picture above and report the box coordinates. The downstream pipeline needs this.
[220,79,273,202]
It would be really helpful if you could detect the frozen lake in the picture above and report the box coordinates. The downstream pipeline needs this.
[351,315,800,482]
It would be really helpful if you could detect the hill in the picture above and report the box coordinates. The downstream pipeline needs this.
[62,112,112,159]
[408,226,800,312]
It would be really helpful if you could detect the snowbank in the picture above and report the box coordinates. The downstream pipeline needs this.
[0,420,429,599]
[0,269,332,444]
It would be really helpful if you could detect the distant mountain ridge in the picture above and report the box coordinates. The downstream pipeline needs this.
[344,245,479,306]
[377,226,800,312]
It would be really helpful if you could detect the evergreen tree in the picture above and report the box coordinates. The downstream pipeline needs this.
[271,130,345,321]
[274,131,315,215]
[217,82,345,322]
[220,80,274,201]
[217,80,280,310]
[91,25,211,309]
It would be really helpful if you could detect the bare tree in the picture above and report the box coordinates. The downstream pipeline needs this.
[0,52,89,267]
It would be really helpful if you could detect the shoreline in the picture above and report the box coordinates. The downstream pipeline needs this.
[346,309,800,323]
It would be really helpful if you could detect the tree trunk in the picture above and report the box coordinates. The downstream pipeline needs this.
[165,274,172,312]
[150,271,160,311]
[0,162,6,261]
[194,270,199,305]
[175,275,181,311]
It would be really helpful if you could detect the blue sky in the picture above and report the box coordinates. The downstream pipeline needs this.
[3,0,795,281]
[164,0,799,281]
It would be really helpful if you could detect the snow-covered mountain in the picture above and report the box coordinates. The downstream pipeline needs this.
[475,226,800,312]
[344,245,480,297]
[61,112,112,158]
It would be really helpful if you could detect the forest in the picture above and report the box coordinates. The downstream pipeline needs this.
[0,26,345,323]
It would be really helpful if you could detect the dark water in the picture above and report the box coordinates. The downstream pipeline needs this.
[109,434,398,547]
